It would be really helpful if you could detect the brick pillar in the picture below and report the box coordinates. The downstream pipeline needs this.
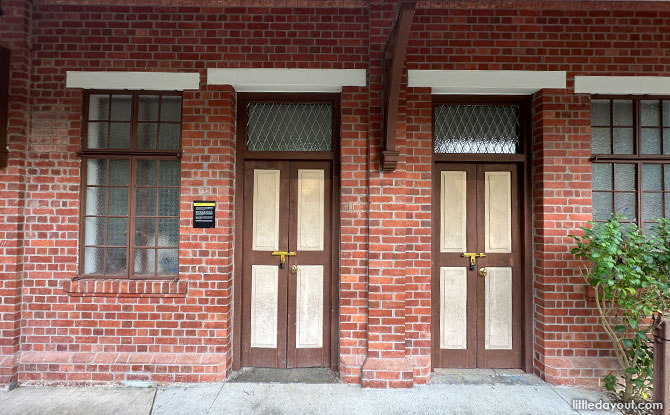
[0,0,31,388]
[532,89,616,387]
[339,86,370,383]
[361,1,414,388]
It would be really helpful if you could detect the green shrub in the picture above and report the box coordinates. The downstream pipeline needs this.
[571,216,670,401]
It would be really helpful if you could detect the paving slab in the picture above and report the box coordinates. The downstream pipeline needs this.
[152,383,223,415]
[0,386,156,415]
[551,385,624,415]
[228,368,340,384]
[204,382,610,415]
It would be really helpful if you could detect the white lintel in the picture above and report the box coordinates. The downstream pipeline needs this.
[575,76,670,95]
[206,68,367,92]
[66,71,200,90]
[408,70,567,95]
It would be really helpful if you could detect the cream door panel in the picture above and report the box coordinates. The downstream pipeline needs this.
[296,265,324,348]
[252,169,280,251]
[250,265,278,348]
[440,267,468,350]
[297,169,324,251]
[440,171,467,253]
[485,267,513,350]
[485,171,512,254]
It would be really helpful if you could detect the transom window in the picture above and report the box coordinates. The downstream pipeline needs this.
[80,91,182,279]
[246,102,333,152]
[433,104,521,154]
[591,97,670,232]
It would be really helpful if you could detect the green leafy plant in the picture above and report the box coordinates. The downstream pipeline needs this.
[571,216,670,401]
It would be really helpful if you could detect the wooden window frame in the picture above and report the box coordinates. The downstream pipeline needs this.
[590,96,670,229]
[78,90,182,280]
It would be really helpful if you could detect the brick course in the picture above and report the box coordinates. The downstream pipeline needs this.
[0,0,669,388]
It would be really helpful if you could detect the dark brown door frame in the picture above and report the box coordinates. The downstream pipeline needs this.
[430,95,534,373]
[233,93,341,372]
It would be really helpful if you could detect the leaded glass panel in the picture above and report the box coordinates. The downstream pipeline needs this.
[246,103,332,152]
[433,105,521,154]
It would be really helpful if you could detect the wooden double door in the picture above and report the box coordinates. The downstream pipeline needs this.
[433,163,523,369]
[241,160,332,368]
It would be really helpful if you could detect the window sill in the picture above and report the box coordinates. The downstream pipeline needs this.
[61,278,187,298]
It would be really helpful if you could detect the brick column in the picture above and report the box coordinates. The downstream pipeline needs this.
[0,0,31,389]
[532,89,616,387]
[361,1,414,388]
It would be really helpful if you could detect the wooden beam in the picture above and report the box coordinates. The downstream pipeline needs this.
[381,1,416,171]
[0,46,10,169]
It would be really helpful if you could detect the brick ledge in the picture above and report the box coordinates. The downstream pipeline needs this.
[61,279,187,298]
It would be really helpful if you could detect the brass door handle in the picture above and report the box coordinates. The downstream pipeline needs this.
[290,264,298,274]
[271,251,296,268]
[479,267,488,277]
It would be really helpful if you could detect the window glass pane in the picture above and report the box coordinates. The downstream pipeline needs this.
[157,249,178,275]
[158,218,179,246]
[592,163,612,191]
[641,100,660,127]
[158,188,179,216]
[643,222,658,236]
[434,105,520,154]
[591,127,611,154]
[136,160,157,186]
[643,193,663,221]
[135,188,156,216]
[161,96,182,122]
[614,164,636,191]
[106,248,127,274]
[109,159,129,186]
[158,124,180,150]
[641,128,661,154]
[159,160,180,186]
[247,103,333,152]
[138,95,159,121]
[109,123,130,149]
[666,165,670,191]
[135,218,156,247]
[84,217,105,245]
[664,129,670,155]
[84,247,104,275]
[666,194,670,217]
[110,95,132,121]
[88,94,109,121]
[86,187,106,215]
[108,188,128,216]
[613,128,634,154]
[615,193,636,220]
[663,100,670,126]
[134,249,155,275]
[86,159,107,186]
[593,192,613,221]
[591,100,610,126]
[613,100,633,126]
[107,218,128,246]
[137,123,157,149]
[642,164,662,191]
[87,122,108,149]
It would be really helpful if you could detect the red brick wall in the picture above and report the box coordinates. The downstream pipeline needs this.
[0,0,31,387]
[2,0,670,388]
[405,3,670,387]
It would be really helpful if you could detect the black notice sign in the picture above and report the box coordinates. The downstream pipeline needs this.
[193,201,215,228]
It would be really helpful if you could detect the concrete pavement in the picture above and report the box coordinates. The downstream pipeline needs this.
[0,369,621,415]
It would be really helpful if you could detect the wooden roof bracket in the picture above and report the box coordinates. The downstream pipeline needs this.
[381,1,416,171]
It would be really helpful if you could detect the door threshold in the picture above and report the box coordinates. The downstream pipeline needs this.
[228,368,340,384]
[431,368,542,385]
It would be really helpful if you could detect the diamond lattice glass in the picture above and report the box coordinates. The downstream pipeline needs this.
[434,105,521,154]
[247,103,332,152]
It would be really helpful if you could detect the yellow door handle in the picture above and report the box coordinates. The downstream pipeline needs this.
[479,268,488,277]
[271,251,296,268]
